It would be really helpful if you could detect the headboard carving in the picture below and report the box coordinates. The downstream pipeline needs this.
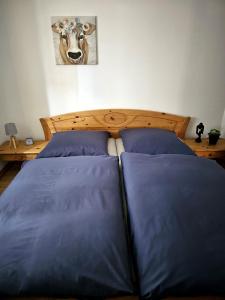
[40,109,190,140]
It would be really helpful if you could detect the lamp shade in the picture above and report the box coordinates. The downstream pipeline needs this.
[5,123,17,136]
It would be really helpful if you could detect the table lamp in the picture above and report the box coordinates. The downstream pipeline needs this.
[5,123,18,149]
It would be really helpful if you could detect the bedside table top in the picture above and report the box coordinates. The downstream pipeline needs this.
[183,138,225,159]
[0,140,48,155]
[184,138,225,152]
[0,140,48,161]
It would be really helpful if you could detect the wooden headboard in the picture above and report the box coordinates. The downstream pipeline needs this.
[40,109,190,140]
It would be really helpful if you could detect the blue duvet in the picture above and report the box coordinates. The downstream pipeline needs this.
[0,156,133,297]
[121,152,225,299]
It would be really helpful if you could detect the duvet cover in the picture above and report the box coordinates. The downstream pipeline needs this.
[0,156,133,298]
[122,152,225,299]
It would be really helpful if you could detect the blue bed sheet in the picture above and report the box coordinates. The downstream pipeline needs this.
[121,152,225,299]
[0,156,133,298]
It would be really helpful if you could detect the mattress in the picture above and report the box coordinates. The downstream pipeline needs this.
[116,138,125,156]
[108,137,117,156]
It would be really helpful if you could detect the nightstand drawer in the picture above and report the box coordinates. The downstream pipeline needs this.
[196,151,225,159]
[183,138,225,160]
[0,154,37,161]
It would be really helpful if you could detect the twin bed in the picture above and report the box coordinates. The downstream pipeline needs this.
[0,109,225,300]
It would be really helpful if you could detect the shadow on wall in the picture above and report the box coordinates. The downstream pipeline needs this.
[221,110,225,138]
[0,0,50,140]
[179,0,225,137]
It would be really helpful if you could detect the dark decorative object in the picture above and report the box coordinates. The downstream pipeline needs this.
[195,122,204,143]
[208,129,220,145]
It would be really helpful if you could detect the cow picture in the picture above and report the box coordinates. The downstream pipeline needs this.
[51,16,97,65]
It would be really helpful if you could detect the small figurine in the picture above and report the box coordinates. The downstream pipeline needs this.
[195,122,204,143]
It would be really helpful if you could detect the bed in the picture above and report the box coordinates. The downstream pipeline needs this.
[1,108,224,300]
[117,118,225,298]
[0,110,140,299]
[122,152,225,298]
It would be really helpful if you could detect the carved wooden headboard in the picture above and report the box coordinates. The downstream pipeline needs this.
[40,109,190,140]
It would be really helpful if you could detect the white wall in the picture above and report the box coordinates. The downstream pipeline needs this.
[0,102,6,170]
[0,0,225,141]
[0,0,50,141]
[221,110,225,137]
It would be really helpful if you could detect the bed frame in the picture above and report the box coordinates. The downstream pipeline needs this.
[40,109,190,140]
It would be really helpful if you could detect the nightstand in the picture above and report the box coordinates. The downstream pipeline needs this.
[0,140,48,161]
[183,138,225,159]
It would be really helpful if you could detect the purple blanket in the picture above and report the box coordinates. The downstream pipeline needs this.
[122,152,225,298]
[0,156,133,298]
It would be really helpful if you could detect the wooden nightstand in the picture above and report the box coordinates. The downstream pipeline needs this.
[183,138,225,159]
[0,140,48,161]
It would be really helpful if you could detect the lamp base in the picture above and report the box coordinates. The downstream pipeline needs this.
[9,136,17,149]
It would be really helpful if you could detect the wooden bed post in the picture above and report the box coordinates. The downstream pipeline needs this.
[40,118,56,141]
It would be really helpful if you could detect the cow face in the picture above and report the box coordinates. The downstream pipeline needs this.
[52,18,96,64]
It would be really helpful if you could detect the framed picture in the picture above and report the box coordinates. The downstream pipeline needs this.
[51,16,97,65]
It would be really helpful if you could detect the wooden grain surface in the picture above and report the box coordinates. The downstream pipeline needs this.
[0,140,48,161]
[184,138,225,158]
[40,109,190,140]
